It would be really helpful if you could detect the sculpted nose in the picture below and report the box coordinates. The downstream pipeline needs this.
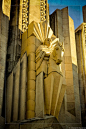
[56,59,62,65]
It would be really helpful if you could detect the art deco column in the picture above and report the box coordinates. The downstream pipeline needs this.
[19,53,27,120]
[21,28,36,119]
[13,60,20,121]
[6,72,13,123]
[26,36,36,119]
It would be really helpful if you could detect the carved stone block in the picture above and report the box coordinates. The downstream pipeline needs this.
[44,74,54,114]
[36,72,44,117]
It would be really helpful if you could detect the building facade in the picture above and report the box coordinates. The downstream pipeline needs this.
[75,23,86,125]
[0,0,86,129]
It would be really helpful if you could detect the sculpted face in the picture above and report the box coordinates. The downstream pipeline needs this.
[55,45,62,64]
[43,38,64,65]
[44,38,51,47]
[53,44,64,65]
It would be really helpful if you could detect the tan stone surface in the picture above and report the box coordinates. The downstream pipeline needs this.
[27,90,35,101]
[36,60,47,75]
[21,34,36,119]
[28,53,35,62]
[13,60,20,121]
[36,52,45,70]
[27,100,35,111]
[27,35,36,45]
[65,71,73,79]
[28,61,35,71]
[27,21,35,37]
[75,23,86,122]
[36,51,44,62]
[6,72,13,123]
[2,0,11,19]
[28,71,36,80]
[61,7,77,116]
[69,16,77,65]
[55,84,66,119]
[36,72,44,117]
[22,30,27,44]
[27,80,35,91]
[44,74,54,114]
[50,73,63,116]
[21,39,27,51]
[26,110,35,119]
[48,61,61,75]
[0,13,10,117]
[35,38,42,50]
[19,53,27,120]
[27,44,35,54]
[29,0,40,24]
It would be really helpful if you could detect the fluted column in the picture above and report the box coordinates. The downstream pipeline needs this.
[19,53,27,120]
[6,72,13,123]
[13,60,20,121]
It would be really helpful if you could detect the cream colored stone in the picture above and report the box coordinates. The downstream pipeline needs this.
[36,52,45,70]
[44,74,54,115]
[65,71,73,79]
[20,69,27,89]
[28,71,36,80]
[6,72,13,123]
[36,60,47,75]
[27,90,35,101]
[67,102,75,110]
[21,52,27,69]
[50,72,63,116]
[28,61,35,71]
[29,0,40,24]
[64,37,70,44]
[28,53,35,62]
[35,38,42,50]
[66,78,73,86]
[58,34,64,43]
[36,72,44,117]
[13,60,20,122]
[27,36,36,45]
[64,56,72,64]
[66,86,74,94]
[27,21,39,38]
[65,64,72,71]
[22,30,27,43]
[19,89,26,120]
[21,39,27,51]
[36,45,47,55]
[67,94,75,102]
[27,80,35,91]
[64,45,71,56]
[27,100,35,111]
[19,53,27,120]
[26,110,35,119]
[27,44,35,54]
[36,51,44,63]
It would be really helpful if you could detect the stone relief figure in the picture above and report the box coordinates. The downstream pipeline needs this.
[36,38,64,76]
[6,21,66,121]
[35,38,65,119]
[36,38,64,75]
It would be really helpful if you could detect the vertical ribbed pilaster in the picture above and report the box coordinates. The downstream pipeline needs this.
[26,36,36,119]
[13,60,20,121]
[6,72,13,123]
[19,53,27,120]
